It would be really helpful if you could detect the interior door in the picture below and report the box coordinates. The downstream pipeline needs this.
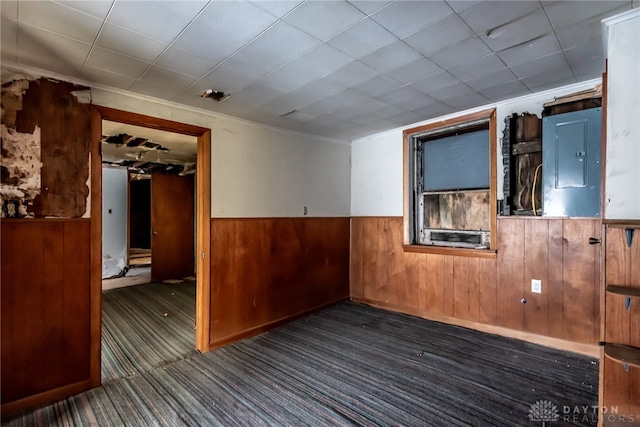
[151,173,195,282]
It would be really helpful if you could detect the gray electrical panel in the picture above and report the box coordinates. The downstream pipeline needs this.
[542,107,601,217]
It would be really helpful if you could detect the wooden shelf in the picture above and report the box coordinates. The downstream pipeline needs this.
[603,343,640,368]
[604,221,640,229]
[606,285,640,298]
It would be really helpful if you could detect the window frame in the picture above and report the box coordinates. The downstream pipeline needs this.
[403,108,497,258]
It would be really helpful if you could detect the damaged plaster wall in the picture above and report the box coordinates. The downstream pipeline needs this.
[0,75,92,218]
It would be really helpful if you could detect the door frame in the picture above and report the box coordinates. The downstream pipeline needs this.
[90,106,211,386]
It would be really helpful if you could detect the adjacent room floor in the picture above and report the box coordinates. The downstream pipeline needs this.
[3,290,599,426]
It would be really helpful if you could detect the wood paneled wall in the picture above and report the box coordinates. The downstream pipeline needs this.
[351,216,601,348]
[1,219,92,407]
[208,217,350,348]
[601,225,640,417]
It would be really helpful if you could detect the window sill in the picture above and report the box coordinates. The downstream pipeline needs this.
[403,244,497,259]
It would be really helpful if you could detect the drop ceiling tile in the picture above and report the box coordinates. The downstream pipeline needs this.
[360,40,423,73]
[413,102,456,120]
[154,47,219,78]
[555,5,629,49]
[279,110,317,124]
[223,83,284,107]
[107,1,208,44]
[519,60,575,90]
[353,75,404,97]
[429,37,492,69]
[1,1,17,20]
[282,1,366,41]
[260,92,319,117]
[448,54,505,82]
[387,110,425,126]
[376,86,428,107]
[544,0,629,30]
[1,16,18,62]
[343,98,389,115]
[327,18,397,59]
[325,61,380,87]
[458,0,541,35]
[140,65,199,90]
[236,21,321,69]
[56,0,112,18]
[478,79,529,102]
[19,1,103,43]
[129,79,189,100]
[387,58,442,84]
[465,67,519,92]
[17,25,91,76]
[527,76,577,93]
[294,75,349,100]
[205,56,274,93]
[370,103,407,119]
[441,90,490,110]
[480,8,553,52]
[446,0,480,13]
[370,0,453,38]
[288,44,354,78]
[565,42,605,79]
[348,1,394,15]
[510,51,571,80]
[173,1,278,60]
[79,67,139,90]
[249,0,303,18]
[411,72,460,95]
[84,47,151,79]
[402,13,475,58]
[348,113,381,126]
[497,33,562,68]
[96,23,168,63]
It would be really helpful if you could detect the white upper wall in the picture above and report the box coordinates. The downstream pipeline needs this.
[604,9,640,220]
[90,85,352,218]
[351,79,601,217]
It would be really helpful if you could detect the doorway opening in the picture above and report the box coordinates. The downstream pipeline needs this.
[90,106,211,387]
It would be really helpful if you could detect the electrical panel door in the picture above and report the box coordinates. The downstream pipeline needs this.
[542,107,601,217]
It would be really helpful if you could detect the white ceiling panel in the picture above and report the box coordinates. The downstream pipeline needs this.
[56,0,112,19]
[544,0,629,30]
[106,1,208,44]
[154,46,220,78]
[249,0,303,18]
[429,37,492,69]
[282,1,365,41]
[449,54,506,82]
[2,0,631,140]
[402,13,475,58]
[360,40,423,73]
[353,75,404,97]
[19,1,103,43]
[326,18,396,59]
[480,8,554,52]
[17,25,91,76]
[348,0,393,16]
[96,23,168,63]
[497,33,562,67]
[1,1,18,20]
[79,66,138,90]
[370,0,453,38]
[387,58,442,85]
[84,47,150,80]
[458,0,541,34]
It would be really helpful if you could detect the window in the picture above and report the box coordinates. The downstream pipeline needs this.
[403,109,497,256]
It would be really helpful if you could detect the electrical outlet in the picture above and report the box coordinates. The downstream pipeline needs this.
[531,279,542,294]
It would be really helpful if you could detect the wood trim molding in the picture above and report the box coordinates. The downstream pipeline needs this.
[196,130,212,352]
[402,244,497,258]
[0,218,91,223]
[352,297,600,358]
[92,106,208,136]
[89,107,102,389]
[402,108,498,251]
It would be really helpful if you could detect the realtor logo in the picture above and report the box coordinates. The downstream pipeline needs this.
[529,400,560,425]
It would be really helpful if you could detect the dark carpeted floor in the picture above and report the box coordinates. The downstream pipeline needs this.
[3,285,599,426]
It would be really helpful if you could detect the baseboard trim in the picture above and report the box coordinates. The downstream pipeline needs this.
[352,297,600,358]
[1,379,93,415]
[207,296,349,350]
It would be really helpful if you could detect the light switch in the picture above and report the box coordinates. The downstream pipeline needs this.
[531,279,542,294]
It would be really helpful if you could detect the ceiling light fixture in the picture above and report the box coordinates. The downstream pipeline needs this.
[201,89,230,102]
